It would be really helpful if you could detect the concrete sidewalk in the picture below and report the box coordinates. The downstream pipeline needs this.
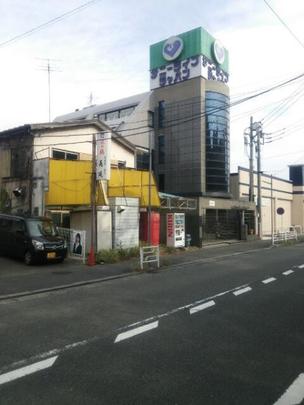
[0,239,274,298]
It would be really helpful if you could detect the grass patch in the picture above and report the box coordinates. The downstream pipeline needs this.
[96,246,140,264]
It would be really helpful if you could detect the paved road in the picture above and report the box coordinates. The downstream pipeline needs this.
[0,244,303,404]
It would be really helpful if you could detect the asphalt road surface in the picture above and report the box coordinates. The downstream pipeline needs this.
[0,243,303,404]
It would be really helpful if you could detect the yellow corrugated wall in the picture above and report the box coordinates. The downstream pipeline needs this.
[45,160,160,207]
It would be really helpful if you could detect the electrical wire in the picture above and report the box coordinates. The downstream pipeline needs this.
[264,0,304,50]
[0,0,101,49]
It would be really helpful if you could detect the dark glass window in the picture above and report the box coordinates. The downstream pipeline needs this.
[136,151,149,170]
[158,174,165,192]
[158,135,165,164]
[158,101,165,128]
[205,91,230,193]
[289,166,304,186]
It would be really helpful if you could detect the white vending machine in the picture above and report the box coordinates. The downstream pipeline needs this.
[166,213,185,248]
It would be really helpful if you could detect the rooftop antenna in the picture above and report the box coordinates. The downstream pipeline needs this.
[37,58,61,122]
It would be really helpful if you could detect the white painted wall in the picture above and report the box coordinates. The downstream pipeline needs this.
[33,126,135,168]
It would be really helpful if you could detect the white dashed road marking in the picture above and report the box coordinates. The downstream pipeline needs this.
[189,300,215,315]
[283,270,294,276]
[273,373,304,405]
[233,286,252,296]
[115,321,159,343]
[262,277,276,284]
[0,356,58,386]
[298,264,304,269]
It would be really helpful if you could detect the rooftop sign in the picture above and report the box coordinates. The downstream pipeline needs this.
[149,27,229,90]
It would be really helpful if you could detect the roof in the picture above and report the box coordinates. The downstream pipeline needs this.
[236,166,292,184]
[0,120,135,153]
[54,92,151,123]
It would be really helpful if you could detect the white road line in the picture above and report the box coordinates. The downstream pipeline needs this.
[189,300,215,315]
[117,284,250,332]
[233,286,252,296]
[273,373,304,405]
[283,270,294,276]
[262,277,276,284]
[0,356,58,386]
[115,321,159,343]
[0,337,98,376]
[298,264,304,269]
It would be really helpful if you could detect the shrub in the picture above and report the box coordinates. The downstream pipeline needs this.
[96,246,140,264]
[96,249,120,264]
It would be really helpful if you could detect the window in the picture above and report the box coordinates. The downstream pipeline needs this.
[158,135,165,164]
[158,174,165,192]
[120,107,135,118]
[158,101,165,128]
[205,91,230,193]
[148,111,154,128]
[106,111,119,121]
[52,149,79,161]
[136,151,149,170]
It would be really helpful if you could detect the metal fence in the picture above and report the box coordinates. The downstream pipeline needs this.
[273,230,298,245]
[57,227,86,263]
[140,246,160,270]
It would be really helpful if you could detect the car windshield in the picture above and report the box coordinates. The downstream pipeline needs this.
[26,220,58,237]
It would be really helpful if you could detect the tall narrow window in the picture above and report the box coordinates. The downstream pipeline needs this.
[158,100,165,128]
[158,174,165,192]
[158,135,165,164]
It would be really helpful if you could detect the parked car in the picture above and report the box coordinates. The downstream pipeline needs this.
[0,214,67,265]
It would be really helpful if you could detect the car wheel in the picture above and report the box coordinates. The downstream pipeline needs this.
[24,251,34,265]
[56,257,64,263]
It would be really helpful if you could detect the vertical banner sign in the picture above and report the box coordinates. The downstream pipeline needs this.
[96,132,111,180]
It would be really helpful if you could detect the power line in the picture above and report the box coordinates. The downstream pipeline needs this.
[0,0,101,49]
[264,0,304,50]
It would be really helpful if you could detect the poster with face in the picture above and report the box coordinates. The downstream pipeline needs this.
[71,230,84,257]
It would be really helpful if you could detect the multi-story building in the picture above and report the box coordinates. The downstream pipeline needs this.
[56,27,256,243]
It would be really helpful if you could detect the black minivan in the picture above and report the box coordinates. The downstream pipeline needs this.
[0,214,67,265]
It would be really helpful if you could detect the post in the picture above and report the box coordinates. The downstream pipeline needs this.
[147,130,152,245]
[271,175,274,245]
[257,126,262,239]
[249,116,254,203]
[88,134,97,265]
[47,59,51,122]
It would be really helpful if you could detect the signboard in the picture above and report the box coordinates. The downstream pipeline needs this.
[162,36,184,61]
[150,27,229,90]
[209,200,215,207]
[96,132,111,180]
[150,54,228,90]
[70,230,85,257]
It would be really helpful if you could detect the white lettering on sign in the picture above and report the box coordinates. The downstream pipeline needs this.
[96,132,111,180]
[150,54,229,90]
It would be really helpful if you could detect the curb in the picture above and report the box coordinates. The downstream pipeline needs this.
[0,243,276,302]
[0,271,138,302]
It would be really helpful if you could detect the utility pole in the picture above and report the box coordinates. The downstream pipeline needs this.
[256,123,263,239]
[147,130,152,245]
[88,134,97,266]
[249,116,254,203]
[271,175,274,245]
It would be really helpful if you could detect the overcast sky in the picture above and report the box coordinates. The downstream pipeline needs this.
[1,0,304,178]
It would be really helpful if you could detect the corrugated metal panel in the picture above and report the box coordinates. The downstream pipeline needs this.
[110,197,139,248]
[45,160,160,207]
